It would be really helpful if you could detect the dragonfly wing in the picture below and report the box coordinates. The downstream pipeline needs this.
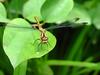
[0,23,34,31]
[46,24,78,30]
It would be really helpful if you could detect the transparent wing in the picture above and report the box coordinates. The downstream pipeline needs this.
[0,23,34,31]
[0,22,86,30]
[46,22,85,30]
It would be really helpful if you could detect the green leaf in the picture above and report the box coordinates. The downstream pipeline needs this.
[93,4,100,29]
[66,5,91,25]
[13,61,27,75]
[28,59,53,75]
[8,0,27,14]
[0,2,7,22]
[0,2,6,18]
[0,18,10,23]
[93,16,100,29]
[3,18,56,68]
[23,0,46,22]
[41,0,74,23]
[0,70,4,75]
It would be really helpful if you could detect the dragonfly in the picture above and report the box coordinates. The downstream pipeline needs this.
[0,17,87,50]
[0,18,87,31]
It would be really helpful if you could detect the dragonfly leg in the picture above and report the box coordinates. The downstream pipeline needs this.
[32,39,40,46]
[37,42,42,51]
[35,41,51,51]
[46,41,51,49]
[47,41,51,47]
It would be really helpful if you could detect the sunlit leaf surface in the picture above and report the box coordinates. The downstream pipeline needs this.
[3,18,56,68]
[23,0,46,22]
[41,0,74,23]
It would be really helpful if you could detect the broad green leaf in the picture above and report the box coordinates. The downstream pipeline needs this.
[93,4,100,29]
[23,0,46,22]
[41,0,74,23]
[8,0,27,14]
[3,18,56,68]
[93,16,100,29]
[28,59,53,75]
[0,18,10,23]
[0,2,7,22]
[13,61,27,75]
[0,2,6,18]
[66,5,91,25]
[0,70,4,75]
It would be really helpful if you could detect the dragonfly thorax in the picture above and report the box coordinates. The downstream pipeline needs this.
[40,32,48,43]
[41,36,48,43]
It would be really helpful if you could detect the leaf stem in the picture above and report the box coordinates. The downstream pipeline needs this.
[13,61,27,75]
[47,60,100,70]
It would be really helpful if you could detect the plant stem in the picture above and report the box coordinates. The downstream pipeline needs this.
[47,60,100,70]
[13,61,27,75]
